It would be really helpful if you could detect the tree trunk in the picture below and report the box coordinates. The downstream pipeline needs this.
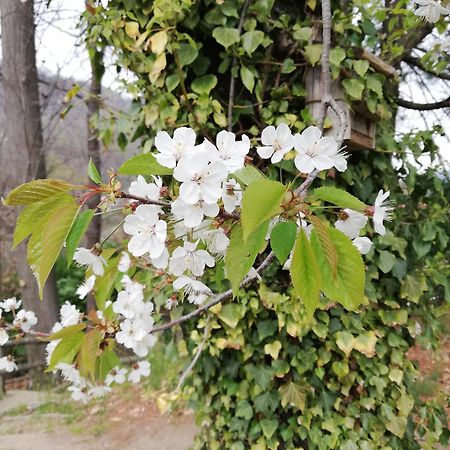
[0,0,59,364]
[85,49,103,312]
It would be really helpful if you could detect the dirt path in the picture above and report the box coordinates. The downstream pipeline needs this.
[0,390,197,450]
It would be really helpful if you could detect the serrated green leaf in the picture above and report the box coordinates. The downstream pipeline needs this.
[49,323,87,341]
[66,209,94,268]
[313,187,366,211]
[4,179,75,206]
[241,30,264,56]
[88,158,101,184]
[94,253,119,310]
[97,348,120,382]
[191,74,217,95]
[311,228,365,311]
[78,329,103,378]
[37,202,79,298]
[309,218,338,277]
[225,222,268,296]
[47,332,84,372]
[212,27,240,49]
[240,65,255,93]
[241,179,286,240]
[13,193,74,248]
[231,165,265,185]
[270,221,297,264]
[118,153,173,176]
[279,381,309,411]
[290,230,322,317]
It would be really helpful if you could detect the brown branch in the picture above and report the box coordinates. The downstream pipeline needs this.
[395,96,450,110]
[227,0,251,131]
[403,55,450,81]
[116,191,171,207]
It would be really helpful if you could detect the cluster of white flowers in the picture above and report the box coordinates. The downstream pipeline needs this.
[0,297,38,373]
[413,0,450,23]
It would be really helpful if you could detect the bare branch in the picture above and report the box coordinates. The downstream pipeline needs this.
[403,55,450,81]
[395,96,450,110]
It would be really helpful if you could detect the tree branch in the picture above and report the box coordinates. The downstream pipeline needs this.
[403,55,450,81]
[116,191,171,207]
[395,96,450,110]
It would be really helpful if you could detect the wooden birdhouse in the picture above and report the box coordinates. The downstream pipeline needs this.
[304,48,396,151]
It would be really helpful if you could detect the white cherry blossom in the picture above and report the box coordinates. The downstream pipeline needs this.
[128,175,162,202]
[13,309,38,333]
[68,385,89,404]
[128,360,151,383]
[204,228,230,256]
[150,247,169,269]
[293,126,347,173]
[413,0,450,22]
[0,356,18,373]
[105,367,127,385]
[371,190,392,236]
[76,275,96,299]
[169,241,215,277]
[171,197,219,228]
[335,209,368,239]
[174,152,228,204]
[352,237,373,255]
[73,247,107,276]
[124,205,167,258]
[173,275,212,305]
[154,127,197,168]
[60,302,82,327]
[118,252,131,273]
[257,123,294,163]
[113,289,143,319]
[222,179,242,213]
[57,363,85,386]
[88,385,112,399]
[0,297,22,312]
[0,328,8,346]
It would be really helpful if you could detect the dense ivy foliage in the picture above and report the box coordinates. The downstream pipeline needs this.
[80,0,450,447]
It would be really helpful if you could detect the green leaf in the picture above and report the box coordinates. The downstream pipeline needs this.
[4,179,75,206]
[240,65,255,93]
[191,74,218,95]
[217,303,241,328]
[225,222,268,296]
[353,60,370,77]
[177,43,198,66]
[313,186,366,211]
[304,44,322,66]
[47,332,84,372]
[335,331,355,357]
[13,193,74,248]
[290,230,322,317]
[311,228,365,311]
[65,209,95,268]
[88,158,101,184]
[98,349,121,382]
[37,201,78,298]
[400,273,428,304]
[78,329,103,378]
[260,418,278,440]
[49,323,87,341]
[264,340,282,359]
[270,221,297,264]
[279,381,308,411]
[231,165,265,185]
[241,179,286,240]
[342,78,365,100]
[241,30,264,56]
[94,254,119,310]
[330,47,346,66]
[366,74,383,97]
[332,361,349,378]
[385,415,407,438]
[212,27,240,49]
[378,251,396,273]
[118,153,173,176]
[293,26,312,42]
[354,331,377,357]
[308,218,338,277]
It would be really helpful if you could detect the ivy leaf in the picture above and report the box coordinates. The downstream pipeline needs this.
[311,228,365,311]
[330,47,346,66]
[37,201,79,298]
[241,179,286,240]
[335,331,355,357]
[47,332,84,372]
[279,381,309,411]
[177,43,198,66]
[212,27,240,49]
[124,21,139,37]
[400,273,428,303]
[332,361,349,378]
[225,222,268,296]
[149,30,168,55]
[304,44,322,66]
[65,209,95,268]
[240,65,255,93]
[3,179,75,206]
[88,158,101,185]
[191,74,218,95]
[354,331,377,357]
[231,165,265,186]
[366,74,383,97]
[264,340,282,359]
[353,60,370,77]
[290,229,322,317]
[217,303,241,328]
[270,221,297,264]
[78,329,103,378]
[260,419,278,440]
[342,78,365,100]
[118,153,173,176]
[378,251,396,273]
[241,30,264,56]
[313,186,366,211]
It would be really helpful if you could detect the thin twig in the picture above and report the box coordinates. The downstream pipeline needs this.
[227,0,251,131]
[175,315,211,391]
[116,191,171,207]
